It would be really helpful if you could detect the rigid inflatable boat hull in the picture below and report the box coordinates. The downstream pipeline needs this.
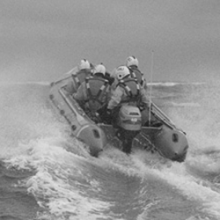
[49,74,189,161]
[49,76,106,156]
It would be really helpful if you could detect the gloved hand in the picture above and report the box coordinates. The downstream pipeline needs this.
[106,108,111,116]
[139,103,147,111]
[102,108,112,124]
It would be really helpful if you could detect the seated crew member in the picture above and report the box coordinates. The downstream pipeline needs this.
[65,59,92,94]
[72,59,93,90]
[106,65,149,124]
[73,63,110,122]
[126,56,147,90]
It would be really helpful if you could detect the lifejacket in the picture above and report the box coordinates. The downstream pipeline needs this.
[72,69,91,89]
[117,78,140,104]
[85,76,109,112]
[129,66,145,87]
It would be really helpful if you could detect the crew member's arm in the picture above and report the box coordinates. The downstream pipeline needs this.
[107,86,123,110]
[142,77,147,90]
[72,82,87,101]
[140,87,149,106]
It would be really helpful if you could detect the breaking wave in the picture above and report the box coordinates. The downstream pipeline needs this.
[0,82,220,220]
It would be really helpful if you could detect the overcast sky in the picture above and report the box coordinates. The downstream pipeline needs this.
[0,0,220,82]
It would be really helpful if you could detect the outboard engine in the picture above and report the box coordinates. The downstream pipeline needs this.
[116,104,142,153]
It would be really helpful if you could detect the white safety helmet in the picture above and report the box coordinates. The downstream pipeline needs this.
[116,65,130,80]
[79,59,91,70]
[126,56,139,67]
[93,63,106,76]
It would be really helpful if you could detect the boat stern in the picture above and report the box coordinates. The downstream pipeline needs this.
[76,125,107,157]
[154,125,189,162]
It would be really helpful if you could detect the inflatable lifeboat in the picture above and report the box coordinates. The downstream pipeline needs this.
[49,74,189,162]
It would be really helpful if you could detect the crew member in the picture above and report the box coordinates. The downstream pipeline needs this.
[72,59,93,91]
[126,56,147,90]
[73,63,110,122]
[107,65,149,123]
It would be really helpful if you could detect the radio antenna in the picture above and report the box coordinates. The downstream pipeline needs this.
[148,50,154,125]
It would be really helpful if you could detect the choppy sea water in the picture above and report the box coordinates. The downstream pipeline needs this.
[0,82,220,220]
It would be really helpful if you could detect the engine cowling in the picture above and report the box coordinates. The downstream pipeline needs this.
[117,105,142,131]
